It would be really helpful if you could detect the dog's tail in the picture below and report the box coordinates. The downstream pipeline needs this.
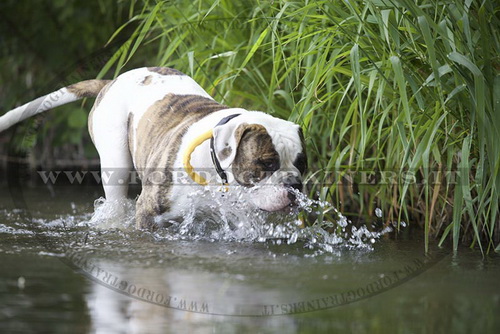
[0,79,111,132]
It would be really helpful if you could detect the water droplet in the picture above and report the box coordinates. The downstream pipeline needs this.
[17,276,25,290]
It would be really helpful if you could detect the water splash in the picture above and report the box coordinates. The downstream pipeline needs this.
[148,186,392,253]
[38,185,395,255]
[85,197,136,229]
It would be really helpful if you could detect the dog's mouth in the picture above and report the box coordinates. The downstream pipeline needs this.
[249,185,301,212]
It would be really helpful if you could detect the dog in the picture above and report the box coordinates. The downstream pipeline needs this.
[0,67,307,229]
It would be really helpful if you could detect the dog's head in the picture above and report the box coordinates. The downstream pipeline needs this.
[212,112,307,211]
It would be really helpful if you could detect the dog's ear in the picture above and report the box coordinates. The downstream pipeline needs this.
[212,122,250,170]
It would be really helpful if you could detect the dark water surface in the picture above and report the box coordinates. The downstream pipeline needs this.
[0,185,499,333]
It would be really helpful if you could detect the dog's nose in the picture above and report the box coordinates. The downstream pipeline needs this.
[286,182,303,203]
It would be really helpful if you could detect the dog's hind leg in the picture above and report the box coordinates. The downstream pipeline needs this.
[87,107,134,227]
[93,140,132,203]
[89,103,133,203]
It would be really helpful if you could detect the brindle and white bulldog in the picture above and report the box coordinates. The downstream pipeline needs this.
[0,67,307,229]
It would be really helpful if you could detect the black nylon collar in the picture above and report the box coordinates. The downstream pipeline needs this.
[210,113,241,185]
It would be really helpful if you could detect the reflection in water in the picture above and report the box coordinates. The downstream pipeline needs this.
[85,263,298,333]
[1,187,499,332]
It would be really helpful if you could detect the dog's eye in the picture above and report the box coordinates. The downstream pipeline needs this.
[257,159,279,172]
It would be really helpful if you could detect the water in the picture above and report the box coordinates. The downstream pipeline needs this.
[1,184,499,333]
[86,185,389,252]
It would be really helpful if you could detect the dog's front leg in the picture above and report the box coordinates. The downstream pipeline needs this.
[135,194,157,230]
[135,186,170,230]
[135,209,156,230]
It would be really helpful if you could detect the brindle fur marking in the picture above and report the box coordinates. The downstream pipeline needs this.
[141,75,153,85]
[67,79,111,98]
[232,124,280,186]
[134,94,227,228]
[147,67,185,76]
[218,147,232,160]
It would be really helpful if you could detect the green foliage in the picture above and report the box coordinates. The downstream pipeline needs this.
[101,0,499,252]
[0,0,131,161]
